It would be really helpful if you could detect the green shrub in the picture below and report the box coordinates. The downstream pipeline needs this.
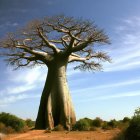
[0,112,25,132]
[122,117,130,123]
[0,122,6,133]
[92,117,102,127]
[4,126,15,134]
[113,131,125,140]
[0,122,15,134]
[125,116,140,140]
[125,108,140,140]
[107,119,117,128]
[73,118,91,131]
[102,121,110,130]
[116,120,129,131]
[25,119,35,128]
[84,118,93,126]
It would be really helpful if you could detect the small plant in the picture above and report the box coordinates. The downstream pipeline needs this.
[25,119,35,128]
[0,122,6,133]
[113,131,125,140]
[102,121,111,130]
[92,117,102,127]
[107,119,117,128]
[0,112,25,132]
[0,122,15,134]
[73,118,91,131]
[122,117,130,123]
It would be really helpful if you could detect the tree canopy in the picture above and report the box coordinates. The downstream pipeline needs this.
[0,15,110,71]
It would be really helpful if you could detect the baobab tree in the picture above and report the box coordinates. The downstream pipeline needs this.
[0,15,110,130]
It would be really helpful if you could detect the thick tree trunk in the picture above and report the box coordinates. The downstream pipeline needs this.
[35,58,76,130]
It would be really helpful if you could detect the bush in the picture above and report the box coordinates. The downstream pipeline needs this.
[102,121,111,130]
[113,131,125,140]
[73,118,91,131]
[0,112,25,132]
[125,108,140,140]
[117,120,129,131]
[125,117,140,140]
[0,122,6,133]
[4,126,15,134]
[0,122,15,134]
[122,117,130,123]
[107,119,117,128]
[84,118,93,126]
[25,119,35,128]
[92,117,102,127]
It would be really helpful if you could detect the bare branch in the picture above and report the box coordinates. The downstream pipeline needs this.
[71,42,90,52]
[46,22,69,33]
[36,27,60,53]
[74,61,102,71]
[0,15,110,71]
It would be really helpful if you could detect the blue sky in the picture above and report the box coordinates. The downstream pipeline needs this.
[0,0,140,121]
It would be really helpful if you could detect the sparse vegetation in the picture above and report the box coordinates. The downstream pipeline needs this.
[0,112,25,132]
[122,117,130,123]
[92,117,103,127]
[73,117,128,131]
[107,119,118,128]
[0,122,15,134]
[25,119,35,128]
[1,107,140,140]
[0,112,34,134]
[73,118,91,131]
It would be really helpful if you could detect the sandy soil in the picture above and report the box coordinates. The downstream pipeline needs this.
[4,129,120,140]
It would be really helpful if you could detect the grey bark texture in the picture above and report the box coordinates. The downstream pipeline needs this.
[35,56,76,130]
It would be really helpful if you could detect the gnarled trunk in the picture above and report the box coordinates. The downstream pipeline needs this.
[35,58,76,130]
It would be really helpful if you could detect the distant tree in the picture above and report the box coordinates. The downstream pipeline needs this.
[0,15,110,130]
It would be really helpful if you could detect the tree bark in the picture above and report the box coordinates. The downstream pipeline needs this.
[35,57,76,130]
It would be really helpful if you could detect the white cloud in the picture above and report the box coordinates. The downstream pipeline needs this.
[10,85,34,94]
[104,16,140,72]
[0,66,47,105]
[77,90,140,103]
[10,67,47,85]
[0,94,40,106]
[0,94,28,105]
[0,67,47,96]
[0,22,19,29]
[72,78,140,97]
[105,60,140,72]
[95,78,140,89]
[96,91,140,101]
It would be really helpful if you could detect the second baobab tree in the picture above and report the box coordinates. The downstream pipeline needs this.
[0,15,111,130]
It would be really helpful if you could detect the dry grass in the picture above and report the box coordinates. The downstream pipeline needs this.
[4,129,120,140]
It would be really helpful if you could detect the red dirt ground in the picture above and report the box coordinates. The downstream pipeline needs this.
[4,129,120,140]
